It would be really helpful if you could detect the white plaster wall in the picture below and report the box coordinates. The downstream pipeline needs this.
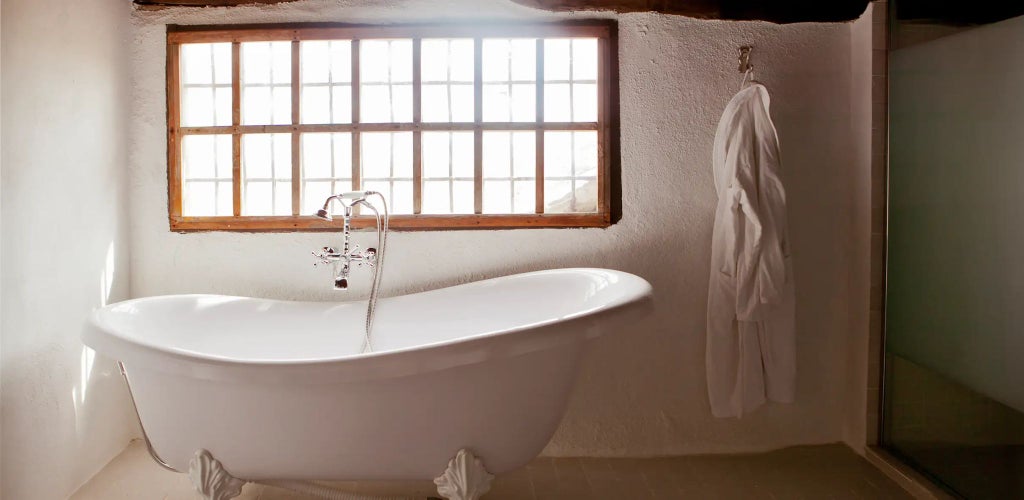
[1,0,138,498]
[131,1,868,455]
[842,5,875,454]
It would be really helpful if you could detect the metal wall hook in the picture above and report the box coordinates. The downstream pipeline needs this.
[738,45,754,73]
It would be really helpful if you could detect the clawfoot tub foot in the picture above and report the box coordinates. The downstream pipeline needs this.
[188,449,247,500]
[433,449,494,500]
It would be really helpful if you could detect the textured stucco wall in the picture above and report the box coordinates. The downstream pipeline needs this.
[843,3,874,454]
[130,0,869,456]
[1,0,138,497]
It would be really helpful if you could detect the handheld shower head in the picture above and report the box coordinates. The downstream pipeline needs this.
[314,191,377,220]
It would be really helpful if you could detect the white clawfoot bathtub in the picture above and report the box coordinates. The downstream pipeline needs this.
[82,268,652,499]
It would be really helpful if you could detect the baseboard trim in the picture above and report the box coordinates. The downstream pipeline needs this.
[864,446,956,499]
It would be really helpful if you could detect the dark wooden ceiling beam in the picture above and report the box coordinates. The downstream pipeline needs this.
[134,0,301,7]
[134,0,871,23]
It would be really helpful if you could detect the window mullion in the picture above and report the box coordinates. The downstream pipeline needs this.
[351,39,362,205]
[597,36,608,217]
[231,41,242,217]
[473,37,483,215]
[291,40,301,216]
[168,42,183,219]
[412,38,422,215]
[535,38,545,214]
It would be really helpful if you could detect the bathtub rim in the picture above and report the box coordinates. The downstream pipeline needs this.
[82,268,652,381]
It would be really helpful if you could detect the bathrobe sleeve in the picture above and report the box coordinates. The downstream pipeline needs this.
[750,87,788,307]
[732,86,788,320]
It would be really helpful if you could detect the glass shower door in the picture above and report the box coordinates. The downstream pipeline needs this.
[884,7,1024,498]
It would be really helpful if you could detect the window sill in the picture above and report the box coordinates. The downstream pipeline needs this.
[169,213,611,232]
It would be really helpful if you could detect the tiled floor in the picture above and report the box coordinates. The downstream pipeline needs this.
[72,440,910,499]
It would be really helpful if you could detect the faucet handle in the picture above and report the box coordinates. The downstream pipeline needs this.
[352,247,377,267]
[312,247,339,267]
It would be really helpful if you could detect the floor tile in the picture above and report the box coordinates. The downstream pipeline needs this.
[72,441,911,499]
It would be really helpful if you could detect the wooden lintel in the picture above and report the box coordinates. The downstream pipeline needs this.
[139,0,871,23]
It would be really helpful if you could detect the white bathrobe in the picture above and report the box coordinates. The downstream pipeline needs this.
[706,82,796,418]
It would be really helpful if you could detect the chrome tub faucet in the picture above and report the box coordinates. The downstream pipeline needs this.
[311,193,378,290]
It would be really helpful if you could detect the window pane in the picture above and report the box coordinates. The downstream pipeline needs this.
[483,38,536,123]
[482,39,510,82]
[423,180,452,214]
[182,179,233,217]
[510,39,536,81]
[183,87,225,127]
[483,132,511,178]
[449,40,474,82]
[452,130,474,178]
[301,40,353,124]
[544,130,597,213]
[572,38,598,81]
[422,84,451,123]
[453,180,474,214]
[302,133,352,214]
[183,87,212,126]
[544,39,596,123]
[513,180,536,214]
[184,181,217,216]
[422,132,452,178]
[574,130,598,176]
[483,131,535,214]
[302,86,330,124]
[181,43,231,85]
[242,42,291,125]
[242,134,291,216]
[361,132,413,214]
[544,131,573,177]
[214,87,232,126]
[361,84,412,123]
[182,135,232,180]
[422,40,449,83]
[483,180,512,214]
[510,84,536,122]
[544,83,571,122]
[181,44,213,84]
[304,180,332,215]
[423,132,474,215]
[331,86,353,123]
[421,39,475,123]
[512,131,536,178]
[482,84,510,122]
[572,83,597,122]
[244,182,273,215]
[544,39,571,81]
[361,40,413,123]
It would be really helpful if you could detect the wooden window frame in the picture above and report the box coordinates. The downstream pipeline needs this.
[167,21,618,231]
